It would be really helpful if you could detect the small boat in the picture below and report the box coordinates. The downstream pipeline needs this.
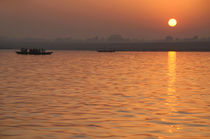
[16,48,53,55]
[97,49,116,52]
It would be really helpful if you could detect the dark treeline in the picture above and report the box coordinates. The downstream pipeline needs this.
[0,40,210,51]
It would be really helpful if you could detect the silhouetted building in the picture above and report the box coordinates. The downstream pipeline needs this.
[108,34,125,42]
[165,36,173,41]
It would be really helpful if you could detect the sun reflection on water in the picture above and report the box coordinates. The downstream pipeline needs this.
[168,51,176,93]
[167,51,177,105]
[166,51,182,134]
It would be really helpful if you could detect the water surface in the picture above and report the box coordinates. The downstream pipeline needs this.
[0,50,210,138]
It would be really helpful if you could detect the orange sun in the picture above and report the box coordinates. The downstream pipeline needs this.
[168,18,177,27]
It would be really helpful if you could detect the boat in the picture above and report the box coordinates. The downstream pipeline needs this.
[16,48,53,55]
[97,49,116,52]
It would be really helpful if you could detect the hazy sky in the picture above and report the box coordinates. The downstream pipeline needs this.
[0,0,209,39]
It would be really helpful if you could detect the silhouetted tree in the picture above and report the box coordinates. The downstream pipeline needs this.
[192,35,198,40]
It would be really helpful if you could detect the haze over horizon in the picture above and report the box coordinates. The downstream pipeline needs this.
[0,0,209,39]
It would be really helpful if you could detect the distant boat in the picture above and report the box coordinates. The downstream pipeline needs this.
[16,48,53,55]
[97,49,116,52]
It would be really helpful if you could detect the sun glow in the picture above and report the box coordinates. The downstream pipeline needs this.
[168,18,177,27]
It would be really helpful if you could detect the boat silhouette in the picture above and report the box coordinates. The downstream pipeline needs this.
[16,48,53,55]
[97,49,116,52]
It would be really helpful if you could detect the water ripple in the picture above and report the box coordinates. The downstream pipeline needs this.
[0,51,210,138]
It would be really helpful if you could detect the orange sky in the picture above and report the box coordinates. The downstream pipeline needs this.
[0,0,209,39]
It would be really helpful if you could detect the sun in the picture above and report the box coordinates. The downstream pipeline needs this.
[168,18,177,27]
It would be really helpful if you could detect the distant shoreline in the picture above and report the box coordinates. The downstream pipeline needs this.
[0,41,210,52]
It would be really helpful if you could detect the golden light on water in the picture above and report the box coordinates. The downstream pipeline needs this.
[167,51,179,134]
[167,51,177,111]
[1,51,210,138]
[168,18,177,27]
[168,51,176,92]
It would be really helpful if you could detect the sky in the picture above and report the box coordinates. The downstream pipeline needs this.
[0,0,209,39]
